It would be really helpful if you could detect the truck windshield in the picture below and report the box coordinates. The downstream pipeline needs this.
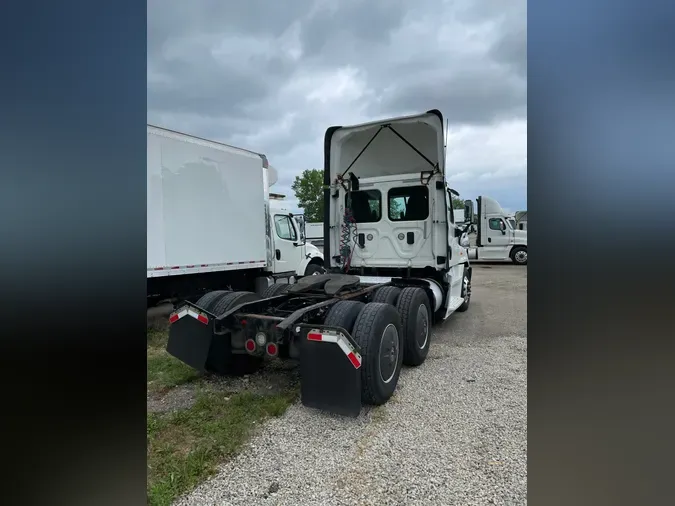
[508,219,516,229]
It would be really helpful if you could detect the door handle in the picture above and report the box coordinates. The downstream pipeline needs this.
[488,238,492,243]
[275,249,281,260]
[358,233,365,248]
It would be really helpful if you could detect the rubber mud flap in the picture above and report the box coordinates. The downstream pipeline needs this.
[166,315,214,373]
[299,328,362,418]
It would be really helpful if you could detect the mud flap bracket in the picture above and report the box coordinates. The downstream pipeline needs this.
[166,303,216,373]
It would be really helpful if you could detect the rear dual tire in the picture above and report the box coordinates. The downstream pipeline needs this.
[206,291,264,376]
[351,303,404,406]
[396,287,432,367]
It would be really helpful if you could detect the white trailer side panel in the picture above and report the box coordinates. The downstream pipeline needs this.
[305,223,324,241]
[148,126,268,278]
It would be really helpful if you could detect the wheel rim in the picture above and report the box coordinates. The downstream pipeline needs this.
[463,275,471,302]
[515,250,527,263]
[379,323,399,384]
[416,304,429,349]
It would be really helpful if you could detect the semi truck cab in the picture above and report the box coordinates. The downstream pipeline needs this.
[465,195,528,265]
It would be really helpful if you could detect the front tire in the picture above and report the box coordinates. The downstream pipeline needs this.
[304,263,325,276]
[351,303,403,405]
[457,267,472,312]
[511,246,527,265]
[396,287,432,367]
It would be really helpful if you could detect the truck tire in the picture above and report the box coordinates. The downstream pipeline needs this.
[304,263,325,276]
[207,291,263,376]
[351,303,403,405]
[195,290,231,311]
[261,283,290,298]
[456,267,472,312]
[510,246,527,265]
[323,300,365,334]
[371,285,402,306]
[396,287,432,367]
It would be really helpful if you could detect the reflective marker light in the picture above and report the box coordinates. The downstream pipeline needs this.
[245,339,256,352]
[255,332,267,346]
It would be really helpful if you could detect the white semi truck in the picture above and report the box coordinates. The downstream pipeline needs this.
[147,125,324,306]
[166,110,474,417]
[464,195,527,265]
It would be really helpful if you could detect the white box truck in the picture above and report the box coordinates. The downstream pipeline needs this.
[464,195,527,265]
[147,125,324,305]
[166,110,474,417]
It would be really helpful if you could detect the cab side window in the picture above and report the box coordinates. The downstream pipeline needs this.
[488,218,503,230]
[274,215,297,241]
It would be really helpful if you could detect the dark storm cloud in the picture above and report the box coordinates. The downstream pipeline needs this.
[371,58,526,125]
[147,0,313,57]
[148,0,527,209]
[299,0,409,59]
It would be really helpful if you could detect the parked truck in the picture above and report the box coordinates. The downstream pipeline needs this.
[464,195,527,265]
[166,110,473,417]
[147,125,324,306]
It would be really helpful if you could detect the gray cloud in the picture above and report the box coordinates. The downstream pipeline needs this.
[148,0,527,211]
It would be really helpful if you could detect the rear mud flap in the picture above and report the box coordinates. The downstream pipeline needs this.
[298,326,362,418]
[166,305,215,372]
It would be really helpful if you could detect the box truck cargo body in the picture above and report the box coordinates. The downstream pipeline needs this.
[147,126,323,304]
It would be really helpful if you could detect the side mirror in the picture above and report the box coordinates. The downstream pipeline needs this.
[463,199,474,224]
[500,221,506,234]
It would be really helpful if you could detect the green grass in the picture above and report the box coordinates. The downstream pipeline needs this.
[147,350,201,392]
[147,390,295,506]
[147,329,169,349]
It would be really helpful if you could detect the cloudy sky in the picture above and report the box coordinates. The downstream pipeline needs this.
[148,0,526,214]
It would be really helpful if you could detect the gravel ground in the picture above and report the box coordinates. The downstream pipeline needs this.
[175,265,527,506]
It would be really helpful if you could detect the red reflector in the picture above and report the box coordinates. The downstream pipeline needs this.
[197,314,209,325]
[245,340,256,352]
[169,313,179,324]
[266,343,278,356]
[307,332,322,341]
[240,319,247,326]
[347,352,361,369]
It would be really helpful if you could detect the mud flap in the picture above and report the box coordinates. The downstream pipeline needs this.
[166,304,215,373]
[298,325,362,418]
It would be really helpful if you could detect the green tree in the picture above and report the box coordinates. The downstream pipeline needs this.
[452,196,464,209]
[291,169,324,222]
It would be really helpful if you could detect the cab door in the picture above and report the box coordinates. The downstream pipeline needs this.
[482,217,511,260]
[271,214,303,273]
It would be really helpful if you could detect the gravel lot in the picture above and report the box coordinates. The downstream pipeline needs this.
[175,264,527,506]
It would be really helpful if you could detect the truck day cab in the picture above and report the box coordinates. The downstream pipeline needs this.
[465,195,528,265]
[146,125,324,306]
[166,110,474,417]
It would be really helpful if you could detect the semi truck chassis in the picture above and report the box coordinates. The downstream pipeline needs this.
[167,273,449,417]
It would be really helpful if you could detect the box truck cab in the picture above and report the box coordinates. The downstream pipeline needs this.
[464,195,527,265]
[268,196,324,276]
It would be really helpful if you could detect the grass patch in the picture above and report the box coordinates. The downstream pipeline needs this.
[147,389,295,506]
[147,329,169,349]
[147,350,201,393]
